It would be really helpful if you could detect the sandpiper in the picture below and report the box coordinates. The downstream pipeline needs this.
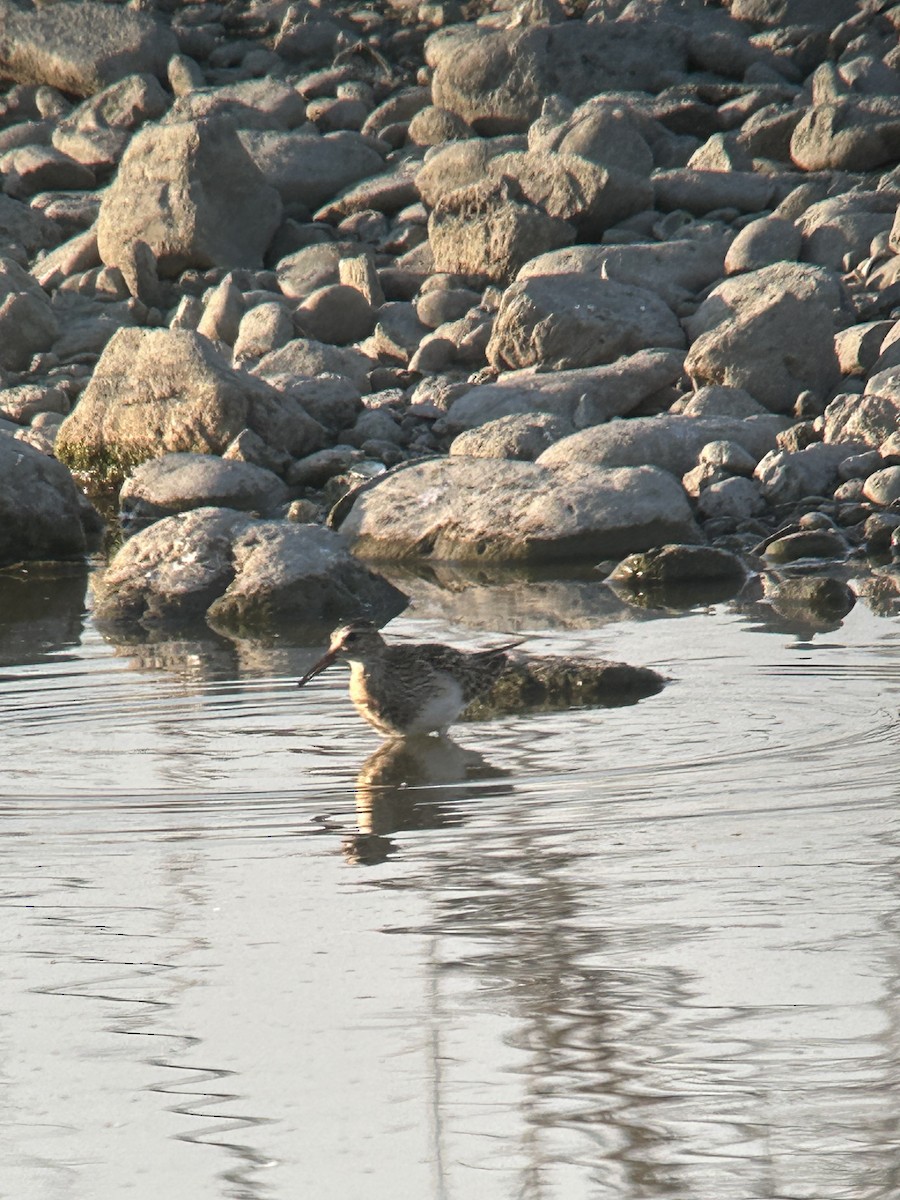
[297,620,524,738]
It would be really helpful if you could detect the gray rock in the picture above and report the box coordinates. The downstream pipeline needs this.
[724,216,801,274]
[284,375,363,432]
[55,328,325,484]
[51,73,170,171]
[313,162,420,223]
[764,530,849,563]
[97,118,282,277]
[795,193,896,271]
[92,506,407,631]
[120,452,290,523]
[653,168,777,215]
[698,439,758,475]
[408,105,473,146]
[863,466,900,506]
[608,543,746,585]
[0,192,61,256]
[196,277,244,346]
[32,226,100,290]
[681,386,771,418]
[0,256,59,369]
[296,284,375,346]
[791,97,900,172]
[518,236,729,309]
[428,177,574,284]
[537,414,783,476]
[0,145,95,199]
[754,443,863,504]
[275,241,356,304]
[697,475,766,520]
[232,301,295,362]
[253,338,374,393]
[449,412,574,460]
[824,392,900,447]
[487,272,684,372]
[415,285,482,328]
[336,456,700,563]
[442,348,685,432]
[0,0,177,98]
[167,78,307,131]
[427,21,687,133]
[416,137,527,207]
[0,433,100,566]
[287,445,362,488]
[531,98,654,176]
[684,262,845,413]
[238,128,384,211]
[834,321,892,376]
[484,149,653,239]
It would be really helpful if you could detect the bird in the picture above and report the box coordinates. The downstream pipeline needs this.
[297,620,525,739]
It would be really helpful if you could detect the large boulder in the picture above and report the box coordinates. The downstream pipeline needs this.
[335,457,700,564]
[97,118,282,278]
[487,272,685,371]
[92,507,407,633]
[684,263,846,413]
[0,0,177,97]
[536,414,784,475]
[55,328,325,484]
[0,434,100,566]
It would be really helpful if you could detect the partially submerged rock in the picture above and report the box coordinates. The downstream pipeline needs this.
[92,506,408,633]
[0,434,101,566]
[466,651,666,720]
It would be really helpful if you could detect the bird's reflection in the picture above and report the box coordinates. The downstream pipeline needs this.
[343,736,510,865]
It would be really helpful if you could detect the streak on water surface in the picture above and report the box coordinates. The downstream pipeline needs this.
[1,572,900,1199]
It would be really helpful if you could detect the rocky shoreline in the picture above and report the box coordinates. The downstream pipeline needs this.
[2,0,900,634]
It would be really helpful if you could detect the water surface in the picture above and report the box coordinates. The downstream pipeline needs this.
[2,565,899,1200]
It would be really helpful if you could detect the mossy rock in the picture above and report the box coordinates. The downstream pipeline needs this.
[466,652,665,720]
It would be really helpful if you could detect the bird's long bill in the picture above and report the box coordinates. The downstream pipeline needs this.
[297,647,339,687]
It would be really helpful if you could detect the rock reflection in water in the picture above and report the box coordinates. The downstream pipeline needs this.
[344,736,510,865]
[0,562,87,666]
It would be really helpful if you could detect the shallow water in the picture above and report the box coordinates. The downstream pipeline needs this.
[2,565,900,1200]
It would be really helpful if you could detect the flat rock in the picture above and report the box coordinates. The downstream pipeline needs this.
[537,414,784,476]
[238,128,384,211]
[862,465,900,506]
[120,453,290,524]
[55,328,325,484]
[442,349,685,432]
[487,272,685,372]
[91,506,407,632]
[519,237,729,308]
[252,338,374,393]
[97,118,282,278]
[0,434,100,566]
[0,0,177,98]
[449,412,574,460]
[335,457,701,564]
